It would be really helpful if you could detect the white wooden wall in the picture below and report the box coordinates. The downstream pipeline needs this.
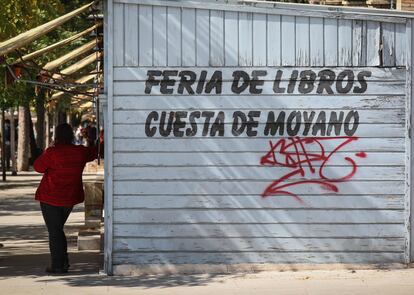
[112,3,408,67]
[106,0,413,271]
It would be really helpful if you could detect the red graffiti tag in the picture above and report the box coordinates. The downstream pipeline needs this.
[260,136,366,203]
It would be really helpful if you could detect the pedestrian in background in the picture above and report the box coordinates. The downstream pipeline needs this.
[87,122,97,147]
[4,119,11,170]
[74,125,83,145]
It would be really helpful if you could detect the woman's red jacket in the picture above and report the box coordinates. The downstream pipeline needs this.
[33,144,97,207]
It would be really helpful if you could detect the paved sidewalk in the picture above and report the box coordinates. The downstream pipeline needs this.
[1,171,414,294]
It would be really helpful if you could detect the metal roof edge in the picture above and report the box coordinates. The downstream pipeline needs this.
[115,0,414,23]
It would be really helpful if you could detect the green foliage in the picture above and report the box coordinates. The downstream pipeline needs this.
[0,0,64,42]
[0,0,94,109]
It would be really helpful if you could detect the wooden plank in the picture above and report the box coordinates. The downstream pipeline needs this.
[352,20,367,66]
[113,166,404,181]
[167,7,181,66]
[138,5,152,66]
[113,208,404,223]
[295,16,310,66]
[113,181,405,196]
[224,11,238,66]
[113,67,406,81]
[209,10,224,66]
[113,3,125,66]
[181,8,196,67]
[114,138,406,153]
[114,237,405,252]
[324,18,338,67]
[114,123,405,138]
[338,19,352,67]
[407,19,413,264]
[366,21,381,66]
[196,9,210,66]
[113,81,405,96]
[395,23,406,66]
[153,6,167,66]
[182,8,196,66]
[113,95,406,110]
[267,14,281,66]
[113,109,405,124]
[124,4,138,66]
[114,195,404,210]
[114,152,405,167]
[238,12,253,66]
[113,252,404,264]
[113,0,408,24]
[253,13,267,66]
[382,22,396,67]
[281,15,295,66]
[310,17,324,66]
[114,223,405,238]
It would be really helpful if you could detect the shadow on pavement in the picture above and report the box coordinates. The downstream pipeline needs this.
[0,197,83,216]
[0,251,102,278]
[0,171,242,289]
[36,272,243,289]
[0,197,42,215]
[0,248,241,288]
[0,225,48,241]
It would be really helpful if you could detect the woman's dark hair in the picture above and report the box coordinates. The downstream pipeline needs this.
[54,123,74,145]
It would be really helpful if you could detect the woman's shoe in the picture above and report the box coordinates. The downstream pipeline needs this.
[63,257,70,271]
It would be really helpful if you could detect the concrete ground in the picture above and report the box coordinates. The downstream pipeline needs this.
[1,171,414,294]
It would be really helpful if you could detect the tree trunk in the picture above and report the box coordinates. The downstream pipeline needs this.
[45,109,50,148]
[58,110,66,124]
[28,110,40,165]
[35,92,45,151]
[10,108,17,175]
[66,110,71,125]
[1,109,5,181]
[53,107,58,141]
[17,104,29,171]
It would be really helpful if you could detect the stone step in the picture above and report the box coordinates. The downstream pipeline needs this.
[85,216,102,227]
[77,228,102,251]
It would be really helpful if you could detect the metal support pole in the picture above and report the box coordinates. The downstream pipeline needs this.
[96,95,100,165]
[45,108,50,148]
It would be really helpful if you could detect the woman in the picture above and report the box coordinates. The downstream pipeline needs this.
[34,123,97,274]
